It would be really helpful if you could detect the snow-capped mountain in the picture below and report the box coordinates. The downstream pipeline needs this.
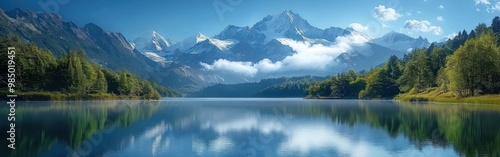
[144,10,357,66]
[132,31,176,56]
[190,33,238,53]
[373,31,430,52]
[253,10,322,43]
[214,10,350,46]
[131,10,430,91]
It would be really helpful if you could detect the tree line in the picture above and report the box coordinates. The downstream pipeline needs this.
[0,37,183,99]
[308,16,500,99]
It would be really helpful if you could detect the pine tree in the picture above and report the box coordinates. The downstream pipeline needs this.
[397,49,433,93]
[475,23,489,36]
[492,16,500,35]
[67,52,86,93]
[81,59,97,94]
[93,68,108,94]
[469,30,477,39]
[429,47,449,81]
[384,55,402,80]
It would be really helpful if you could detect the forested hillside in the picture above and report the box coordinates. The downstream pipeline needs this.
[191,76,326,97]
[0,37,183,100]
[308,16,500,103]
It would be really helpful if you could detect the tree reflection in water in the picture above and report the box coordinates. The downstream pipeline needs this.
[1,99,499,157]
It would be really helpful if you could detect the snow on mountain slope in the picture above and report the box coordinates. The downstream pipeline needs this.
[195,33,236,50]
[373,31,430,52]
[215,25,265,45]
[252,10,324,43]
[130,10,433,88]
[133,31,176,56]
[142,52,168,64]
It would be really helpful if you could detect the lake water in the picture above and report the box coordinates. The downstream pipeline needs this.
[1,98,499,157]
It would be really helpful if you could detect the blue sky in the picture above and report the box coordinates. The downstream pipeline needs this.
[1,0,499,42]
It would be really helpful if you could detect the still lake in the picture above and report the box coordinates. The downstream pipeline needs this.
[1,98,500,157]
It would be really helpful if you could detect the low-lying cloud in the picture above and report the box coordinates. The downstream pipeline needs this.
[200,33,370,77]
[350,23,369,32]
[200,59,258,77]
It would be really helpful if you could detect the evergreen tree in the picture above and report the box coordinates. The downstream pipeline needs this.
[397,49,433,93]
[66,52,86,93]
[469,30,477,39]
[118,72,131,95]
[429,47,449,82]
[492,16,500,44]
[475,23,489,36]
[359,69,399,99]
[462,30,469,40]
[0,37,177,99]
[93,68,108,94]
[492,16,500,35]
[330,73,350,98]
[81,57,97,94]
[384,55,402,80]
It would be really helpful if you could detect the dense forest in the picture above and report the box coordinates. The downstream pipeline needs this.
[0,37,183,100]
[308,16,500,102]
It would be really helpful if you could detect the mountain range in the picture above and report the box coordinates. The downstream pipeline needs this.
[0,8,431,93]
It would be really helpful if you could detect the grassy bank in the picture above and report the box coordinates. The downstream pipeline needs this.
[395,88,500,105]
[1,91,147,101]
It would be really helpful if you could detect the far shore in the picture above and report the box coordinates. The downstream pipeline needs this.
[306,93,500,105]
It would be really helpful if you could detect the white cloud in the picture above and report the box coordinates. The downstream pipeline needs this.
[436,16,444,21]
[349,23,369,32]
[200,59,258,77]
[373,5,402,21]
[439,5,444,9]
[487,2,500,12]
[417,11,422,14]
[476,8,481,11]
[201,33,370,77]
[406,12,412,16]
[254,59,282,73]
[445,32,458,40]
[475,0,491,5]
[404,20,443,35]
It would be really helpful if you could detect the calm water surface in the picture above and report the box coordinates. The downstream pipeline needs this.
[1,98,499,157]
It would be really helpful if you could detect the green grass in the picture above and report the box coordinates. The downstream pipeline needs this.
[395,88,500,105]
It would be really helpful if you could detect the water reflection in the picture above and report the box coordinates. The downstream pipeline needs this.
[1,99,499,157]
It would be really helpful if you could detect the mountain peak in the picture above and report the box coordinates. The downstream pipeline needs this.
[276,10,303,22]
[380,31,413,41]
[84,23,106,33]
[132,31,176,53]
[5,8,37,19]
[384,31,403,36]
[281,10,297,17]
[252,10,319,42]
[373,31,431,52]
[196,33,209,43]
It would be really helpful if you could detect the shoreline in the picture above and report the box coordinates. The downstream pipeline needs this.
[394,94,500,105]
[4,92,499,105]
[0,92,154,101]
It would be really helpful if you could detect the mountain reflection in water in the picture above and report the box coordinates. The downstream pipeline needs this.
[1,99,499,157]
